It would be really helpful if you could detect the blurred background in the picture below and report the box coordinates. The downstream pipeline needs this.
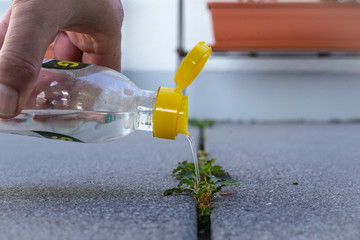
[1,0,360,122]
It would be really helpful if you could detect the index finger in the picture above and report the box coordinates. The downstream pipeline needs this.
[0,1,59,118]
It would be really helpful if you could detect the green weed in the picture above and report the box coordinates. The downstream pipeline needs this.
[164,150,241,230]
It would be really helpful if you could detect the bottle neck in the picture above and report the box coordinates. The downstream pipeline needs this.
[136,90,157,112]
[135,90,157,132]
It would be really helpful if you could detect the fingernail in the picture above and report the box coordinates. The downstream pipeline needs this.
[0,83,18,117]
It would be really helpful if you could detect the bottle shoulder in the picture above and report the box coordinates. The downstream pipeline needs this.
[24,65,156,113]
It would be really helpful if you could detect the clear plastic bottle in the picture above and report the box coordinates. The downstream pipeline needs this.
[0,42,211,143]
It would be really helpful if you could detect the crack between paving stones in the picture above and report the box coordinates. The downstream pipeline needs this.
[197,127,211,240]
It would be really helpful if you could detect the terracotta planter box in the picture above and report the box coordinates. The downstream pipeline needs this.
[208,1,360,51]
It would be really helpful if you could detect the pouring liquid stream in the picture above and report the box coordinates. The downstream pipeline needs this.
[186,134,201,185]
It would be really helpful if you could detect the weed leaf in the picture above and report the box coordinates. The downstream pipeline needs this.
[164,187,183,196]
[187,163,195,172]
[179,161,188,169]
[183,170,196,179]
[209,176,219,184]
[178,179,195,187]
[202,163,212,172]
[172,166,182,174]
[189,119,215,129]
[213,170,232,180]
[211,165,222,172]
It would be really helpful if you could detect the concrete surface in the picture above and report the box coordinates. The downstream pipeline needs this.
[0,130,197,240]
[206,124,360,240]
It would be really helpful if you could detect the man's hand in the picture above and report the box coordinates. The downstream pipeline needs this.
[0,0,123,118]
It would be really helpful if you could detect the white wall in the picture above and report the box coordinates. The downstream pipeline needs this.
[121,0,215,71]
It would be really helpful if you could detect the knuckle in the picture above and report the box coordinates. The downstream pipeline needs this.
[0,51,40,91]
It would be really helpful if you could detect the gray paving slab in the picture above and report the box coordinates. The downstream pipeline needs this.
[206,124,360,240]
[0,129,198,240]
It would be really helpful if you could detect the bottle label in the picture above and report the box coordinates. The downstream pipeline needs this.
[1,130,84,143]
[32,131,84,142]
[42,60,90,70]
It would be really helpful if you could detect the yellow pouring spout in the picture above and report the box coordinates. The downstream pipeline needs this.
[152,41,212,140]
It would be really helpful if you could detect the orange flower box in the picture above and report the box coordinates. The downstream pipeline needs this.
[208,1,360,51]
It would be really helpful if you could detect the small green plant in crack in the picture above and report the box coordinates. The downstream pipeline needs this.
[164,150,241,230]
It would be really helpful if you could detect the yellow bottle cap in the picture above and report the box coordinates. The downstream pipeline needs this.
[152,42,211,140]
[175,41,212,91]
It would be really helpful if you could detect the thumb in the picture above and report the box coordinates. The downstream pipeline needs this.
[0,2,57,118]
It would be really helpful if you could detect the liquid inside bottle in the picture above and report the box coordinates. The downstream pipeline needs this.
[0,61,157,143]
